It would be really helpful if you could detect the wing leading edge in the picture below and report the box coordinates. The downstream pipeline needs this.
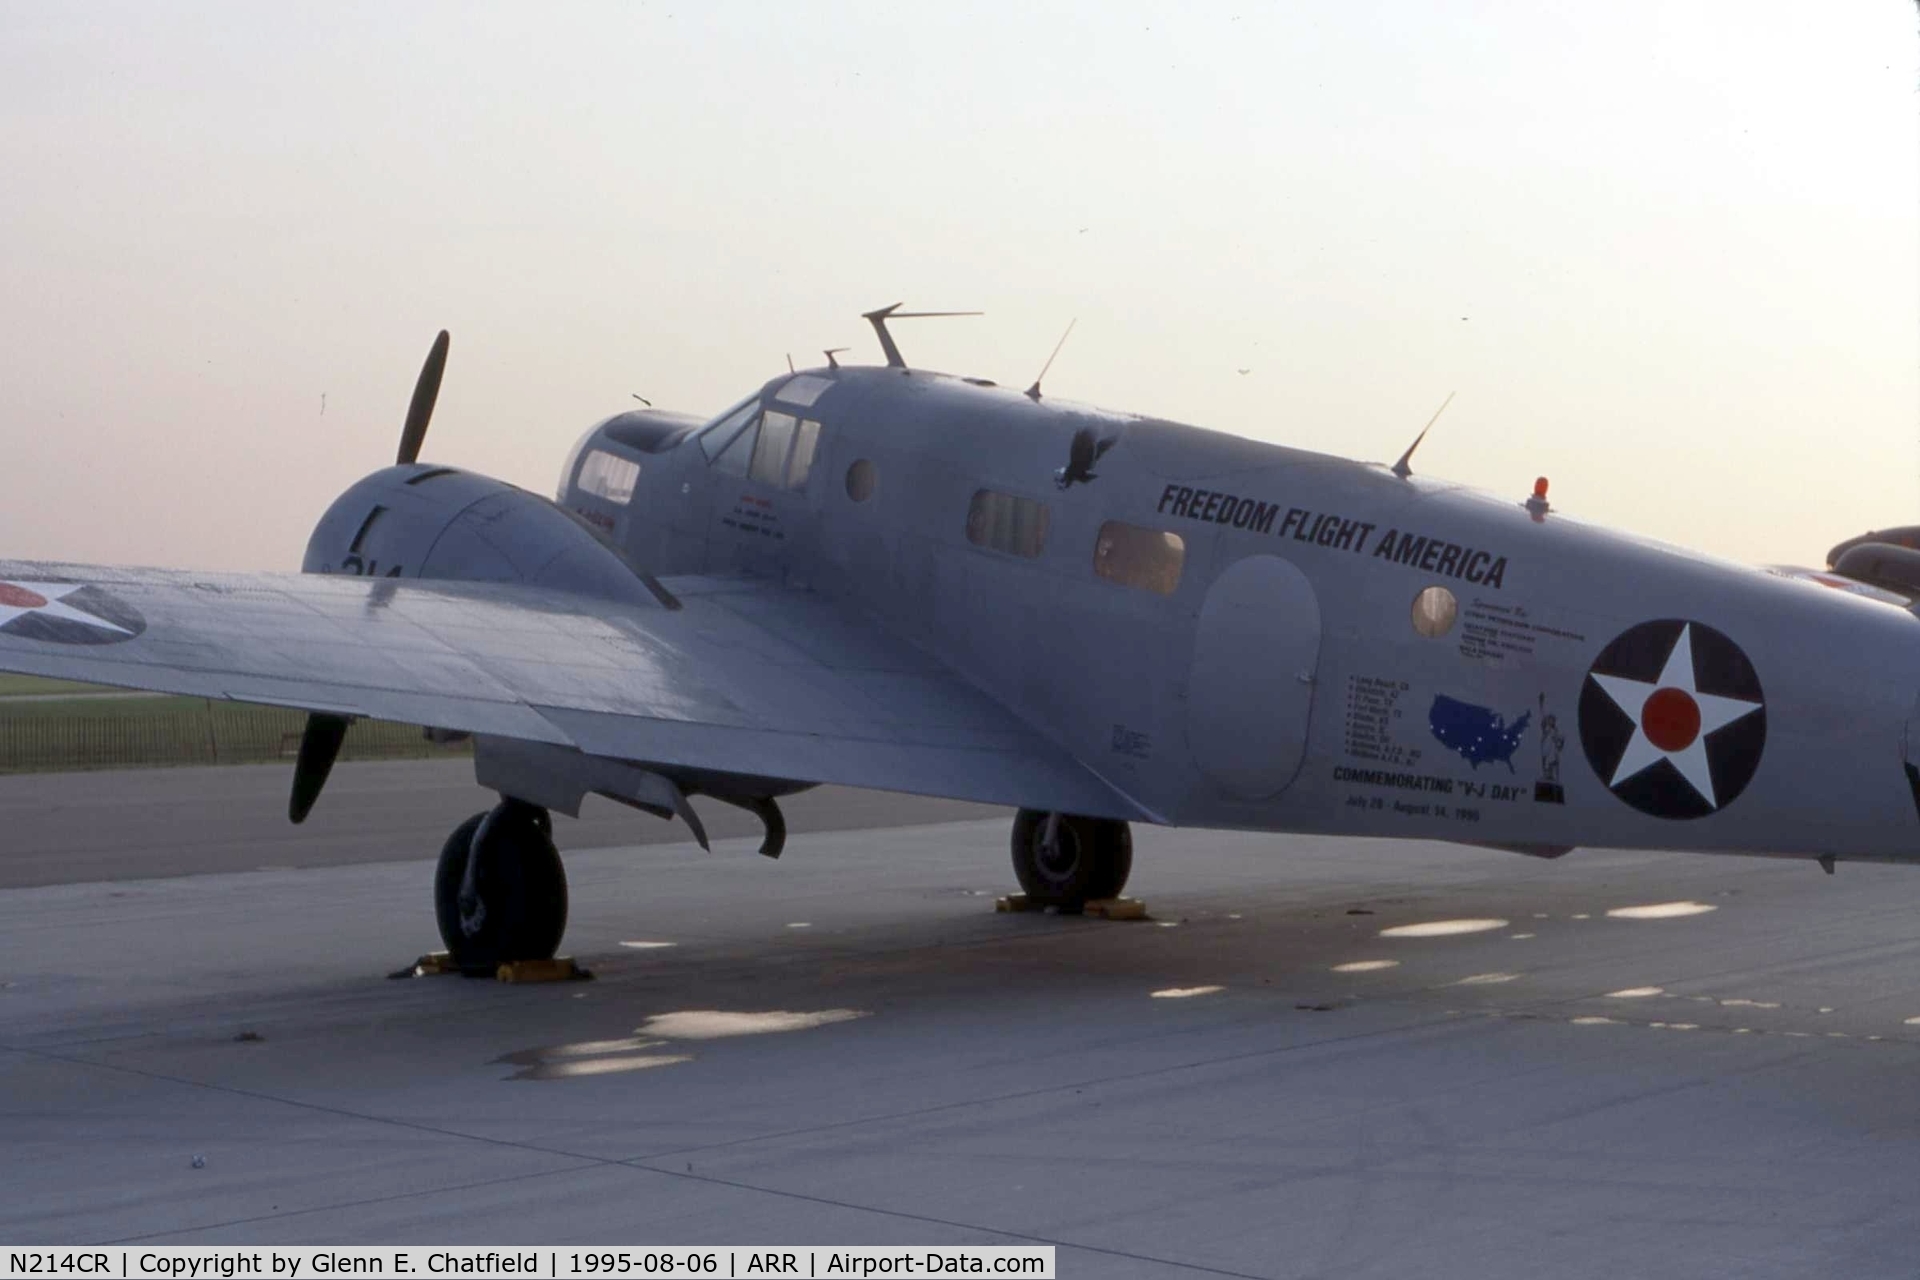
[0,562,1146,820]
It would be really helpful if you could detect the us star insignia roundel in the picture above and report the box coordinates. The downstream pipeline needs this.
[0,580,145,645]
[1577,619,1765,819]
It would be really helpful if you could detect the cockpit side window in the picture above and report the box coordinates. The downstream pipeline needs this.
[742,412,823,491]
[751,412,799,486]
[699,394,821,491]
[786,419,821,488]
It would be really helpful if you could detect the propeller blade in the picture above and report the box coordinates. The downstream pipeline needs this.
[289,713,352,824]
[395,330,451,465]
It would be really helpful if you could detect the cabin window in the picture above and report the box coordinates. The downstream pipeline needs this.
[846,459,877,502]
[578,450,640,504]
[699,399,760,462]
[1411,585,1457,637]
[966,490,1051,558]
[1092,521,1184,595]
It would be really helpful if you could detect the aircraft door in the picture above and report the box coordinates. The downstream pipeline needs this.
[1185,554,1322,800]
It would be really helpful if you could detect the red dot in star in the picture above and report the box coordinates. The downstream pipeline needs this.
[0,583,48,609]
[1641,686,1701,753]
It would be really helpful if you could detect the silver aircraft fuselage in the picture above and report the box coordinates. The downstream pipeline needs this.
[561,365,1920,865]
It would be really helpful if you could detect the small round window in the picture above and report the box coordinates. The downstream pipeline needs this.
[1411,585,1458,638]
[846,459,877,502]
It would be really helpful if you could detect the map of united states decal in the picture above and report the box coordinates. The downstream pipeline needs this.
[1428,695,1531,771]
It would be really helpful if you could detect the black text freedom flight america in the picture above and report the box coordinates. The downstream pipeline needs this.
[1154,484,1509,589]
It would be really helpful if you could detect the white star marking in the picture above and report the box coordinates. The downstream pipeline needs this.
[1590,623,1761,809]
[0,581,132,636]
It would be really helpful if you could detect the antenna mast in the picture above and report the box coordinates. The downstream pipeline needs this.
[1026,318,1078,400]
[861,303,983,370]
[1392,392,1456,479]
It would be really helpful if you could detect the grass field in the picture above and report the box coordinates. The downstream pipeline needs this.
[0,674,109,697]
[0,675,468,774]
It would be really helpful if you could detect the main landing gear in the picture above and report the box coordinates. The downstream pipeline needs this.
[1010,808,1131,911]
[428,798,1126,964]
[434,798,569,969]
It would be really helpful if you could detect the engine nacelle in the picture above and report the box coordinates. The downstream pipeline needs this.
[1832,541,1920,599]
[303,464,659,608]
[304,461,804,840]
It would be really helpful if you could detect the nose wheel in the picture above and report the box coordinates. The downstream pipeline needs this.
[434,799,569,970]
[1010,808,1131,911]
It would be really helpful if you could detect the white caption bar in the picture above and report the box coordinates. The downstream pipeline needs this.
[1,1247,1055,1279]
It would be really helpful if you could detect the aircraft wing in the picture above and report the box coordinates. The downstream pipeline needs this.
[0,561,1144,819]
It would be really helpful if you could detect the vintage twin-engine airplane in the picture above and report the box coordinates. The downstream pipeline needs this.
[4,308,1920,968]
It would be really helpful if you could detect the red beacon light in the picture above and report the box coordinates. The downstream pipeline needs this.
[1526,476,1551,521]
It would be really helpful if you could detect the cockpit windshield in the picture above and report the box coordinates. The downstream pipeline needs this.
[692,388,826,491]
[698,397,760,462]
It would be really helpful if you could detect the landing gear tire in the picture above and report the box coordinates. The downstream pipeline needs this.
[433,799,568,970]
[1010,809,1131,911]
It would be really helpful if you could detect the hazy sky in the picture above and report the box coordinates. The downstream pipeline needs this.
[0,2,1914,571]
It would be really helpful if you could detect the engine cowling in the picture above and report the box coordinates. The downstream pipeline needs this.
[303,463,658,608]
[303,460,804,836]
[1831,541,1920,599]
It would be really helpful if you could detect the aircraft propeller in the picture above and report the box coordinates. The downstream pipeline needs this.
[289,713,350,824]
[395,329,450,466]
[290,329,451,822]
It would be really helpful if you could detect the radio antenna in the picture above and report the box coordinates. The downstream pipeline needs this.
[862,303,983,369]
[1025,318,1078,401]
[1392,391,1455,479]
